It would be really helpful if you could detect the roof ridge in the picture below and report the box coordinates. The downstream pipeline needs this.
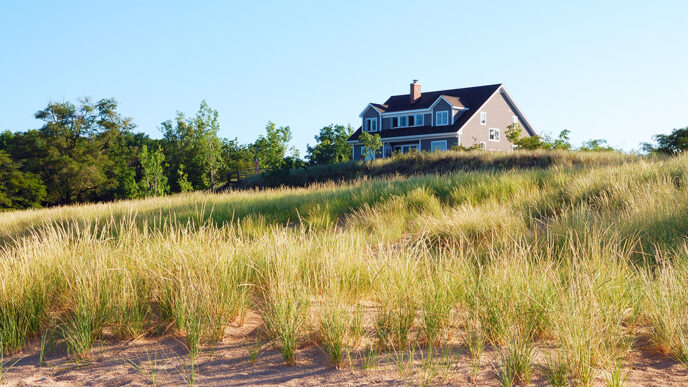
[385,83,502,99]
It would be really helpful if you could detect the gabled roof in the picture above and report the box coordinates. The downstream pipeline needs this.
[381,84,500,113]
[348,84,502,142]
[359,103,389,117]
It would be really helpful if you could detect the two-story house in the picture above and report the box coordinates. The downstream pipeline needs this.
[347,81,536,160]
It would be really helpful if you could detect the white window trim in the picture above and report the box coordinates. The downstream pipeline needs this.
[393,144,419,154]
[436,111,449,126]
[479,141,487,149]
[415,113,424,126]
[390,113,425,129]
[361,145,375,161]
[480,111,487,125]
[430,140,447,152]
[512,115,519,124]
[365,117,378,132]
[489,128,500,142]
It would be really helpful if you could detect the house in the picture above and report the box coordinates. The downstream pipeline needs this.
[347,81,536,160]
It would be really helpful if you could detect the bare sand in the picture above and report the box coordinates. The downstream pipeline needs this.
[2,311,686,386]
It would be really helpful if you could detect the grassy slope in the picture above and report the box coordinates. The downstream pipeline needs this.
[1,150,687,385]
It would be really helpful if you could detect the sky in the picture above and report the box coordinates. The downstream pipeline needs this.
[1,1,686,154]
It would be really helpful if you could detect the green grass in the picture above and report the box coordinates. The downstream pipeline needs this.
[0,151,687,384]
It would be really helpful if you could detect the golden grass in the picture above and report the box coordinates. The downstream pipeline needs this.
[1,151,687,384]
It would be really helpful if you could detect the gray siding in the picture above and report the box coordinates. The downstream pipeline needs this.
[353,144,382,161]
[432,99,452,126]
[420,136,459,152]
[459,91,528,151]
[362,106,381,132]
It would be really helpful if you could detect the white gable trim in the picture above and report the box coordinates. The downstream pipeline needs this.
[499,87,537,136]
[359,103,383,118]
[454,85,502,132]
[428,96,456,110]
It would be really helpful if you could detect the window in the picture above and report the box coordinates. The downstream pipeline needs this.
[365,118,378,132]
[479,142,487,149]
[394,144,418,154]
[480,112,487,125]
[512,115,519,124]
[361,146,375,161]
[431,140,447,152]
[391,114,424,128]
[436,111,449,126]
[489,128,500,141]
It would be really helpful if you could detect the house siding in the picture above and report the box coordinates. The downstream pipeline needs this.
[432,99,452,127]
[353,144,382,161]
[362,106,381,132]
[459,91,525,151]
[381,112,433,131]
[420,136,458,152]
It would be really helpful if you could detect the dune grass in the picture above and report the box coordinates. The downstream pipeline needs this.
[0,151,687,384]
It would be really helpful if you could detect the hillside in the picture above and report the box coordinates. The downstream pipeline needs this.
[1,151,687,386]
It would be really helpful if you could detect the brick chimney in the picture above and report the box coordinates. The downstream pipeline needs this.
[410,80,421,103]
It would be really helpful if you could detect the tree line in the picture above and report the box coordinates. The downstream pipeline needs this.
[0,98,353,210]
[1,96,684,211]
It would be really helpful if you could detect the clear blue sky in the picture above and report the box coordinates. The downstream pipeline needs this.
[1,1,686,153]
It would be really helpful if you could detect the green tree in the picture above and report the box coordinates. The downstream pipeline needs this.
[177,163,193,193]
[505,123,524,144]
[193,101,223,190]
[580,139,615,152]
[160,101,225,191]
[0,150,46,210]
[548,129,572,150]
[306,124,354,165]
[27,98,140,204]
[221,138,255,172]
[253,121,295,170]
[642,126,688,155]
[358,132,382,163]
[138,145,168,197]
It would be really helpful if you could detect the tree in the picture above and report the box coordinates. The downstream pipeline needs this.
[177,164,193,193]
[0,150,46,210]
[505,123,524,144]
[138,145,168,197]
[253,121,295,170]
[548,129,572,150]
[580,139,615,152]
[642,126,688,155]
[507,125,572,151]
[160,101,225,192]
[358,132,382,163]
[306,124,354,165]
[193,101,223,190]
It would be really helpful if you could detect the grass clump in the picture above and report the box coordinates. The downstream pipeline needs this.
[1,151,688,384]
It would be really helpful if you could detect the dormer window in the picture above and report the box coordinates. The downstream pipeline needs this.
[391,114,425,128]
[365,118,378,132]
[436,111,449,126]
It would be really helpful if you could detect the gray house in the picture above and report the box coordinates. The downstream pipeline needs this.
[347,81,536,160]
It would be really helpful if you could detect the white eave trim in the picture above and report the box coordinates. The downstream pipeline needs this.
[499,87,537,136]
[359,103,383,118]
[347,131,460,144]
[429,95,464,110]
[454,85,502,132]
[380,107,433,116]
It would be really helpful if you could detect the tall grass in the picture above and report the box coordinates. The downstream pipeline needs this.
[0,151,686,384]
